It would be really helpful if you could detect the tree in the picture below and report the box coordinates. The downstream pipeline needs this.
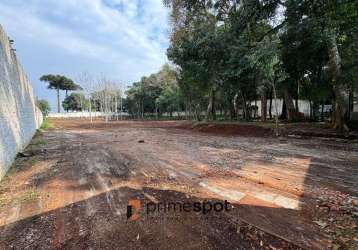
[157,84,181,117]
[36,99,51,117]
[62,93,88,112]
[163,0,358,131]
[40,74,81,113]
[282,0,358,130]
[77,72,95,122]
[90,76,123,122]
[125,64,181,119]
[63,81,82,98]
[165,0,283,121]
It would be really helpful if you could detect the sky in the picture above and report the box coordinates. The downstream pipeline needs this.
[0,0,170,111]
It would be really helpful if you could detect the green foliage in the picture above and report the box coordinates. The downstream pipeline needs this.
[36,99,51,117]
[62,93,89,112]
[19,187,39,202]
[40,74,82,113]
[40,74,79,91]
[157,84,181,115]
[125,64,182,117]
[161,0,358,127]
[40,118,53,130]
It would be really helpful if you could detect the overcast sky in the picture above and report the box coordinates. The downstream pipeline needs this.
[0,0,170,111]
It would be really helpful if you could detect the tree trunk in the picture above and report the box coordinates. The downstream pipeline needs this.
[241,94,248,120]
[141,99,144,119]
[327,33,348,131]
[234,94,239,120]
[120,95,123,120]
[89,96,93,123]
[115,95,118,121]
[239,93,250,121]
[254,99,257,119]
[206,87,216,121]
[195,104,201,121]
[271,81,280,136]
[295,81,299,112]
[281,99,287,120]
[57,88,60,113]
[332,85,348,130]
[230,99,236,121]
[284,87,298,121]
[348,87,353,120]
[261,91,267,122]
[313,101,319,121]
[269,87,273,120]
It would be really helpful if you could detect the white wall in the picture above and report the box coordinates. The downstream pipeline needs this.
[48,111,105,118]
[48,111,128,118]
[251,99,312,117]
[0,24,43,180]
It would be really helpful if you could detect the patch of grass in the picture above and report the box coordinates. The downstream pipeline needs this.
[0,177,11,207]
[36,118,53,134]
[31,159,38,166]
[41,118,53,130]
[35,129,43,136]
[7,163,25,174]
[19,187,39,202]
[0,196,7,207]
[0,177,10,194]
[31,139,47,146]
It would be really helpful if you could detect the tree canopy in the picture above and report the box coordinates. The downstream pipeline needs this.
[40,74,81,113]
[36,99,51,117]
[125,64,182,118]
[159,0,358,130]
[62,93,88,112]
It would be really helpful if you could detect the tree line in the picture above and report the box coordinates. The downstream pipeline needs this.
[39,0,358,130]
[125,64,183,119]
[126,0,358,131]
[39,73,125,122]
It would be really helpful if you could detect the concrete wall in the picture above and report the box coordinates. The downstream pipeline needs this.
[0,24,43,180]
[48,111,106,118]
[48,111,129,118]
[250,99,331,118]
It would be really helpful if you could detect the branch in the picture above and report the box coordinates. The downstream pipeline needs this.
[257,20,287,43]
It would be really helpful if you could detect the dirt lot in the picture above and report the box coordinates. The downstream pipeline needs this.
[0,119,357,249]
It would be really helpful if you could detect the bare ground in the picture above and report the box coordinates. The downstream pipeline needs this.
[0,119,357,249]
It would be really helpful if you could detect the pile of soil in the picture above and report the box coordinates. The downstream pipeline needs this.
[185,123,273,137]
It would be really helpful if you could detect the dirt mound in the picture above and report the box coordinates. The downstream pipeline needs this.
[185,123,273,137]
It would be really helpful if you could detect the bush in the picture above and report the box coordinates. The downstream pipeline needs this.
[37,99,51,117]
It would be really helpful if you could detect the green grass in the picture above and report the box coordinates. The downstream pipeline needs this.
[0,196,7,207]
[31,139,47,146]
[30,159,38,166]
[41,118,53,129]
[37,118,53,134]
[19,187,39,202]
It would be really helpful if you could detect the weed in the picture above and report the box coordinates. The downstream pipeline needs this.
[40,118,53,130]
[31,139,47,146]
[0,177,11,207]
[19,187,39,202]
[31,159,38,166]
[0,177,10,194]
[36,118,53,134]
[0,196,7,207]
